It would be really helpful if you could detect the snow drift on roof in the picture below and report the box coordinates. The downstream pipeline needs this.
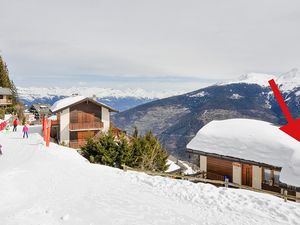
[50,96,86,112]
[187,118,300,187]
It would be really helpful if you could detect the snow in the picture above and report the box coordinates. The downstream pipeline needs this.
[50,95,86,112]
[1,126,300,224]
[179,160,196,175]
[166,160,181,173]
[229,93,244,99]
[188,91,208,98]
[187,118,300,187]
[18,86,186,101]
[221,68,300,92]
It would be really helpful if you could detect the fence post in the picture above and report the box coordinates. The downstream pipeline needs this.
[225,178,229,189]
[122,164,127,172]
[284,189,288,202]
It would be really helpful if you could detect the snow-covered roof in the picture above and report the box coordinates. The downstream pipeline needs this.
[50,96,118,113]
[187,119,300,187]
[0,87,12,95]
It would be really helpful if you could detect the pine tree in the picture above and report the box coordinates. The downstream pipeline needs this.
[0,55,18,105]
[116,134,133,167]
[0,56,11,88]
[98,130,119,166]
[81,128,169,172]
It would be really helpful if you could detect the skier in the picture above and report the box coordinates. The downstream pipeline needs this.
[13,118,18,132]
[22,124,29,139]
[0,144,2,155]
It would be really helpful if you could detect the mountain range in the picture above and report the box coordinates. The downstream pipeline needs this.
[17,87,184,111]
[112,69,300,159]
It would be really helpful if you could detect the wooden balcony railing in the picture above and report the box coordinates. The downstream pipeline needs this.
[69,121,103,130]
[69,139,87,149]
[51,120,60,126]
[0,99,12,105]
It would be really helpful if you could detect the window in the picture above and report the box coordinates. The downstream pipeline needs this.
[263,169,271,183]
[274,171,280,186]
[263,168,281,186]
[0,95,3,99]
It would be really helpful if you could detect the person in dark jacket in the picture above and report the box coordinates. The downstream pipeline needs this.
[13,118,18,132]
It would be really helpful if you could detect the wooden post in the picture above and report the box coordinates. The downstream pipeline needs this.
[225,178,229,189]
[283,189,288,202]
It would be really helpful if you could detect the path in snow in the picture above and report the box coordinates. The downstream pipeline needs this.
[0,128,300,225]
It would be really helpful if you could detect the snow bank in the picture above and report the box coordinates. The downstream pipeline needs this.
[166,159,180,173]
[1,126,300,224]
[187,119,300,187]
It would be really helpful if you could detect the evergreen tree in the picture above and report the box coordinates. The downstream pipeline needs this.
[0,56,11,88]
[116,134,133,167]
[0,56,18,105]
[81,128,169,172]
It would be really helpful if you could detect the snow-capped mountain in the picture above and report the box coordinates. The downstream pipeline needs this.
[113,69,300,159]
[18,87,185,111]
[222,68,300,92]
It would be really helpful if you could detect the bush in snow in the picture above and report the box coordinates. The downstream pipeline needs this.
[81,128,169,172]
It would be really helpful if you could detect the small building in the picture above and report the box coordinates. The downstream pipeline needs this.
[50,96,118,149]
[29,104,52,120]
[187,118,300,201]
[0,87,12,107]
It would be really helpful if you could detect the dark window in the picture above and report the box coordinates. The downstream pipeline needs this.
[263,168,281,186]
[0,95,3,99]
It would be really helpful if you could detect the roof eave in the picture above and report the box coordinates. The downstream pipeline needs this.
[51,97,118,114]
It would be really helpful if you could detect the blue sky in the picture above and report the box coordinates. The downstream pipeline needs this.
[1,0,300,90]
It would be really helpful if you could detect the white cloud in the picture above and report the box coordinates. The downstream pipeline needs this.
[1,0,300,88]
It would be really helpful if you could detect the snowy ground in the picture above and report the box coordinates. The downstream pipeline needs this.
[0,127,300,225]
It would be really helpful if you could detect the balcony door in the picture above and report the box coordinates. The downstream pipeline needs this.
[242,164,252,187]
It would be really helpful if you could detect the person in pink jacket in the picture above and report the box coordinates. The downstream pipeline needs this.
[22,124,29,139]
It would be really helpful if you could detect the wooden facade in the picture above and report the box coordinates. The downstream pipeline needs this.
[187,150,299,197]
[51,98,118,149]
[0,87,12,107]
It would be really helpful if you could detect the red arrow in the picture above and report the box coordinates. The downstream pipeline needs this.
[268,79,300,142]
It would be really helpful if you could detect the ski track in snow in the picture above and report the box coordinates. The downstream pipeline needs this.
[0,128,300,225]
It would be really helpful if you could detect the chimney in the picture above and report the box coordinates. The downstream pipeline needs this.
[92,94,97,100]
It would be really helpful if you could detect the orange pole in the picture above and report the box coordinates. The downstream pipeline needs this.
[43,118,47,142]
[46,119,51,147]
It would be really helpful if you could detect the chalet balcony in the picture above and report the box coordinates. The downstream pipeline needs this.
[69,139,87,149]
[51,119,59,126]
[0,99,12,105]
[69,121,104,131]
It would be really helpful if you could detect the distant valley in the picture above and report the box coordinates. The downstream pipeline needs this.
[112,69,300,159]
[17,87,185,111]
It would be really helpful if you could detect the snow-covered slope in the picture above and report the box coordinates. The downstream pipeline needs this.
[0,127,300,224]
[223,68,300,92]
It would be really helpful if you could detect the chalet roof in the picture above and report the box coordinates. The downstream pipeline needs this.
[50,96,118,113]
[30,104,52,114]
[0,87,12,95]
[187,118,300,187]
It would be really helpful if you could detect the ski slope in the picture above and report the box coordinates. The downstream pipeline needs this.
[0,128,300,225]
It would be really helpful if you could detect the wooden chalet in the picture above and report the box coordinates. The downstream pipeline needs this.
[50,96,118,149]
[0,87,12,107]
[186,119,300,202]
[29,104,52,121]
